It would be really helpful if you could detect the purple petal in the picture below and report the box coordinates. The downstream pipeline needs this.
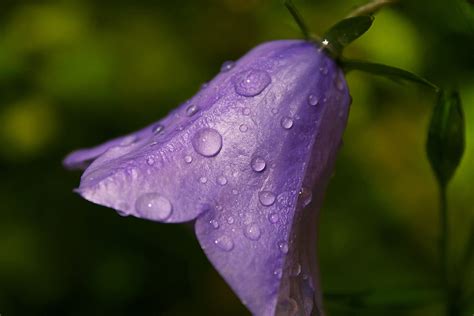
[66,40,350,315]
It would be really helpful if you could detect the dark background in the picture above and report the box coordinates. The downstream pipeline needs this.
[0,0,473,315]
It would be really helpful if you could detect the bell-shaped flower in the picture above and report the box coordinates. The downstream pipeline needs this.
[64,40,350,316]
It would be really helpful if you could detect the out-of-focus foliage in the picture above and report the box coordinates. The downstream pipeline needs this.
[0,0,472,315]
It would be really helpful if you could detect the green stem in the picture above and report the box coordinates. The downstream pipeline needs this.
[439,184,461,316]
[439,184,448,289]
[283,0,312,40]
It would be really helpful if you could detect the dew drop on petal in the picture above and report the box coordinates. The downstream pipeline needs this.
[217,175,228,185]
[234,69,271,97]
[320,66,329,75]
[278,241,289,254]
[214,235,234,251]
[116,210,129,217]
[308,94,319,106]
[299,187,313,207]
[251,156,266,172]
[120,135,136,146]
[242,108,251,116]
[210,219,220,229]
[192,128,223,157]
[244,224,261,240]
[277,298,299,316]
[227,216,235,224]
[186,104,199,116]
[152,124,164,135]
[184,155,193,164]
[280,117,294,130]
[273,268,283,279]
[220,60,235,72]
[259,191,276,206]
[239,124,248,132]
[135,193,173,221]
[292,263,302,276]
[146,157,155,166]
[199,176,208,184]
[335,75,345,91]
[268,213,279,223]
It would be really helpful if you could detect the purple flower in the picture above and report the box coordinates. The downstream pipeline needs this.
[64,40,350,315]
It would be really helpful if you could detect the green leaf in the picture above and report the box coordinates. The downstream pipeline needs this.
[321,16,374,57]
[426,89,465,187]
[341,59,439,91]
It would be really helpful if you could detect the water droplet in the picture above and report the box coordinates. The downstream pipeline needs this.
[308,94,319,106]
[268,213,279,223]
[120,135,136,146]
[227,216,235,224]
[280,117,294,130]
[299,187,313,207]
[292,263,301,276]
[186,104,199,116]
[146,156,155,166]
[244,224,261,240]
[320,66,329,75]
[210,219,219,229]
[259,191,276,206]
[234,69,271,97]
[277,298,298,316]
[152,124,164,135]
[199,176,208,184]
[135,193,173,221]
[273,268,283,279]
[192,128,223,157]
[251,156,266,172]
[271,108,279,115]
[116,210,129,217]
[184,155,193,163]
[232,189,239,195]
[217,175,227,185]
[220,60,235,72]
[239,124,248,132]
[242,108,251,116]
[214,236,234,251]
[335,76,345,91]
[278,241,289,254]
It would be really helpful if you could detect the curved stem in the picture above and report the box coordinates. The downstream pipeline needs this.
[284,0,313,40]
[347,0,399,17]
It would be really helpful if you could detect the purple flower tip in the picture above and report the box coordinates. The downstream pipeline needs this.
[64,40,351,315]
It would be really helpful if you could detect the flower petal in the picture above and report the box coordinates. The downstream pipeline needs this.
[67,40,350,315]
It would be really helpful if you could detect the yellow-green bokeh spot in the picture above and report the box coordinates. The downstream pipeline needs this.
[0,98,58,159]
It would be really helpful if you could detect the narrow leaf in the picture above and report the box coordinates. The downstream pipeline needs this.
[347,0,399,18]
[321,16,374,57]
[426,89,465,187]
[342,59,439,91]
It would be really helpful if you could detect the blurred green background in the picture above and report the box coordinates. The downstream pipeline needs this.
[0,0,472,315]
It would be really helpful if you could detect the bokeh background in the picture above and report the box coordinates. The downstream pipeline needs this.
[0,0,472,315]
